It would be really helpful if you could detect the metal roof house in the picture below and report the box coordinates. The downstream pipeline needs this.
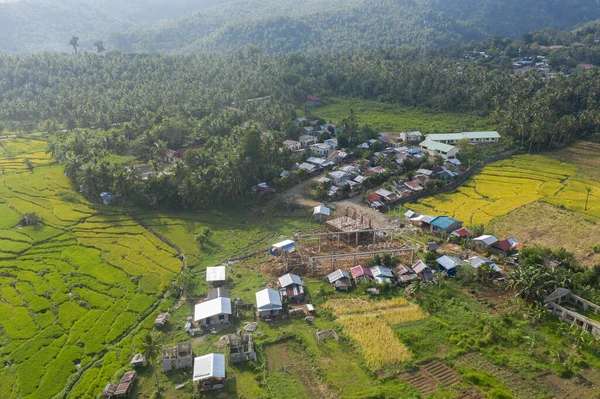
[255,288,282,319]
[206,287,230,301]
[473,235,499,249]
[327,269,352,291]
[194,297,232,326]
[313,205,331,222]
[468,256,501,272]
[412,260,433,280]
[350,265,374,284]
[430,216,462,234]
[371,265,394,285]
[278,273,305,301]
[436,255,463,277]
[193,353,226,391]
[206,266,226,286]
[426,131,500,146]
[420,140,459,160]
[395,264,418,284]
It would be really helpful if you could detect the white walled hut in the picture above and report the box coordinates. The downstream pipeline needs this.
[194,297,232,327]
[313,205,331,222]
[193,353,226,391]
[255,288,282,319]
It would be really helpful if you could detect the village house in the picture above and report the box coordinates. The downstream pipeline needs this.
[109,371,137,398]
[306,156,334,168]
[303,126,316,135]
[468,256,501,272]
[395,264,418,284]
[255,288,283,318]
[375,188,399,204]
[278,273,305,302]
[299,135,318,147]
[472,235,499,250]
[426,131,500,145]
[282,140,301,151]
[298,162,319,174]
[329,170,349,185]
[354,175,368,185]
[206,266,226,287]
[405,181,424,192]
[366,193,385,209]
[317,177,332,187]
[321,123,339,134]
[371,265,394,285]
[313,205,331,222]
[350,265,374,284]
[420,140,459,160]
[324,138,338,149]
[451,227,471,239]
[193,353,226,391]
[400,131,424,143]
[409,214,434,228]
[310,143,332,156]
[430,216,462,234]
[412,259,434,280]
[130,353,146,368]
[194,297,232,327]
[327,269,353,291]
[162,341,193,373]
[436,255,463,277]
[252,182,275,196]
[306,96,321,107]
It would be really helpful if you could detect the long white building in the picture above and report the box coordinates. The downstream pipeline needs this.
[426,131,500,145]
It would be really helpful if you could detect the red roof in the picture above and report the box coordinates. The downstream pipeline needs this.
[307,96,321,101]
[395,264,414,276]
[366,193,383,203]
[405,181,422,190]
[452,227,470,237]
[174,145,203,158]
[350,265,373,279]
[493,239,512,253]
[578,63,594,68]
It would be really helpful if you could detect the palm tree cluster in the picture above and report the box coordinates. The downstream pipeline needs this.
[48,111,298,208]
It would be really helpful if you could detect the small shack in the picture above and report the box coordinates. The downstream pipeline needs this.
[162,341,193,373]
[468,256,501,272]
[371,265,394,285]
[313,205,331,222]
[206,266,226,287]
[193,353,226,391]
[412,260,433,281]
[227,333,257,364]
[154,312,169,328]
[327,269,352,291]
[256,288,283,319]
[114,371,136,397]
[270,240,296,256]
[194,297,232,327]
[395,264,418,284]
[350,265,373,284]
[278,273,304,302]
[130,353,146,368]
[472,235,499,249]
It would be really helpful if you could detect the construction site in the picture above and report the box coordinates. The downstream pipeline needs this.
[260,210,417,277]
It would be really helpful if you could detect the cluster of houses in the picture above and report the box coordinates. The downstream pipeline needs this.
[326,261,434,290]
[419,131,500,160]
[255,272,313,319]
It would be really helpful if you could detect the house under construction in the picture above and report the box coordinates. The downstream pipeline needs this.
[227,332,257,364]
[545,288,600,339]
[162,341,194,372]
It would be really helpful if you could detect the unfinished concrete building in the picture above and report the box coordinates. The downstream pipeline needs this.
[545,288,600,339]
[162,341,194,372]
[227,332,257,364]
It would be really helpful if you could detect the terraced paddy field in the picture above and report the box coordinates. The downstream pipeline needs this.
[0,137,184,399]
[407,144,600,264]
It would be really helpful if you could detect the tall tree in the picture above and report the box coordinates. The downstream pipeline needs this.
[140,331,162,395]
[94,41,105,54]
[69,36,79,54]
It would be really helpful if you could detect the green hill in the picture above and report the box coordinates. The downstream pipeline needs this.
[2,0,600,53]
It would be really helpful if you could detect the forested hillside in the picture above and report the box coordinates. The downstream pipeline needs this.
[2,0,600,53]
[0,0,231,53]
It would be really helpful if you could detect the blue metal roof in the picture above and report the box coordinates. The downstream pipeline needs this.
[430,216,460,229]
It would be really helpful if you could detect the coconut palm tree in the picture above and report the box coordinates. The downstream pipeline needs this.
[69,36,80,54]
[140,330,162,395]
[94,41,105,54]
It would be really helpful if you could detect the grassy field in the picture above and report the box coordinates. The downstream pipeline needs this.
[403,148,600,264]
[311,97,496,133]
